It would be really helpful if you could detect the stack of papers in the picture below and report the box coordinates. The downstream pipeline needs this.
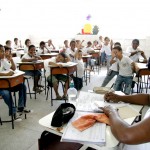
[61,111,106,146]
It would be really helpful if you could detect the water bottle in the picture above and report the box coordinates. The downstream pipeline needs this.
[67,80,77,105]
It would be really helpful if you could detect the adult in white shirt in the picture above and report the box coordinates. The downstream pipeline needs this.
[103,92,150,150]
[126,39,147,63]
[38,41,50,55]
[112,46,135,95]
[66,40,77,62]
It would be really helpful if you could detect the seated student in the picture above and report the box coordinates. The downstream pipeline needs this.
[5,40,13,51]
[112,46,135,95]
[0,45,31,121]
[21,45,43,93]
[66,40,77,62]
[46,39,55,51]
[103,92,150,150]
[13,38,22,49]
[61,40,70,53]
[73,50,84,90]
[126,39,147,63]
[75,40,84,49]
[101,42,121,87]
[44,52,70,100]
[24,39,31,53]
[38,41,50,54]
[92,40,101,49]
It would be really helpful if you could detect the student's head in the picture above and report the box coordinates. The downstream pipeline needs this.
[5,40,11,47]
[56,52,67,62]
[132,39,139,50]
[0,44,5,59]
[99,36,103,40]
[4,46,11,55]
[112,46,122,59]
[76,50,82,60]
[104,37,110,45]
[70,40,76,50]
[114,42,121,47]
[39,41,45,49]
[93,40,98,46]
[14,38,18,44]
[48,39,52,45]
[28,45,36,56]
[87,41,92,47]
[64,40,68,45]
[25,39,31,47]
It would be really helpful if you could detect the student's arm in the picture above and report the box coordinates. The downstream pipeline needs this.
[140,51,147,63]
[104,92,150,105]
[49,61,63,67]
[0,71,14,76]
[101,105,150,144]
[5,54,16,70]
[22,58,37,62]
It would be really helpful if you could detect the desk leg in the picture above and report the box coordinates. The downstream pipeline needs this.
[9,91,14,129]
[51,69,53,106]
[34,70,36,99]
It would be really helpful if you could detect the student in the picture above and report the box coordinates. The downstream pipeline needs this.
[5,40,13,50]
[101,37,113,74]
[13,38,22,49]
[126,39,147,63]
[61,40,69,53]
[0,45,31,121]
[76,40,84,49]
[112,46,135,95]
[46,39,55,50]
[24,39,31,53]
[66,40,77,62]
[102,92,150,150]
[38,41,50,54]
[92,40,101,49]
[22,45,43,93]
[44,52,70,100]
[73,50,84,90]
[101,42,121,87]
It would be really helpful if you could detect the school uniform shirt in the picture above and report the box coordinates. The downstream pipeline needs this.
[21,53,33,60]
[82,47,94,55]
[74,59,84,78]
[110,57,118,72]
[117,55,133,77]
[0,59,11,72]
[46,44,54,50]
[38,48,49,55]
[122,108,150,150]
[126,46,142,62]
[101,45,111,56]
[66,48,77,62]
[13,43,20,49]
[44,57,56,77]
[24,46,29,53]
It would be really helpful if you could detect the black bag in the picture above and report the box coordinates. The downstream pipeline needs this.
[51,103,76,127]
[38,130,83,150]
[73,76,83,91]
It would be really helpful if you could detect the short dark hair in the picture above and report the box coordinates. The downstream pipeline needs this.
[114,42,121,47]
[14,38,18,41]
[40,41,45,47]
[132,39,139,45]
[4,46,11,51]
[28,45,35,50]
[25,39,30,45]
[113,46,122,51]
[6,40,11,45]
[0,44,4,49]
[70,40,76,46]
[59,52,67,58]
[87,41,92,45]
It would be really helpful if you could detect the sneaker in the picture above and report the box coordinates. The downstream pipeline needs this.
[33,87,43,93]
[55,95,62,100]
[61,95,68,100]
[14,113,22,122]
[17,108,33,114]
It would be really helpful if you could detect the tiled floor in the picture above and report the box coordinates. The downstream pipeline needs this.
[0,67,149,150]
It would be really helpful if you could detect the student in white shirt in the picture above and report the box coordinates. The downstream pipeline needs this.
[22,45,43,93]
[73,50,84,90]
[126,39,147,63]
[46,39,55,51]
[101,42,121,87]
[103,92,150,150]
[101,37,113,74]
[112,46,135,95]
[13,38,22,49]
[66,40,77,62]
[0,45,31,121]
[45,52,70,100]
[24,39,31,53]
[5,40,13,51]
[38,41,50,54]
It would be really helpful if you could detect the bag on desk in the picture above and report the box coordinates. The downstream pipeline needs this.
[51,103,76,127]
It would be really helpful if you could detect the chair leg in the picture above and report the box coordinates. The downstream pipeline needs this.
[26,78,32,99]
[0,117,2,125]
[46,86,50,100]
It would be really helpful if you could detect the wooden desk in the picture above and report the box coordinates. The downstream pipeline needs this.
[40,53,58,60]
[51,50,59,53]
[49,62,77,106]
[135,63,150,93]
[18,61,44,99]
[0,70,25,129]
[39,91,143,150]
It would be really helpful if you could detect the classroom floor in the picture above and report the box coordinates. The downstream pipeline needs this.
[0,66,149,150]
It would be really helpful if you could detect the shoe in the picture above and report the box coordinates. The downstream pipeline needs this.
[17,108,33,114]
[38,85,45,90]
[14,113,22,122]
[61,95,68,100]
[33,87,43,93]
[55,95,62,100]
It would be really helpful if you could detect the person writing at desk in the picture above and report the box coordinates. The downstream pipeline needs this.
[44,52,70,100]
[0,45,31,121]
[101,92,150,150]
[21,45,43,93]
